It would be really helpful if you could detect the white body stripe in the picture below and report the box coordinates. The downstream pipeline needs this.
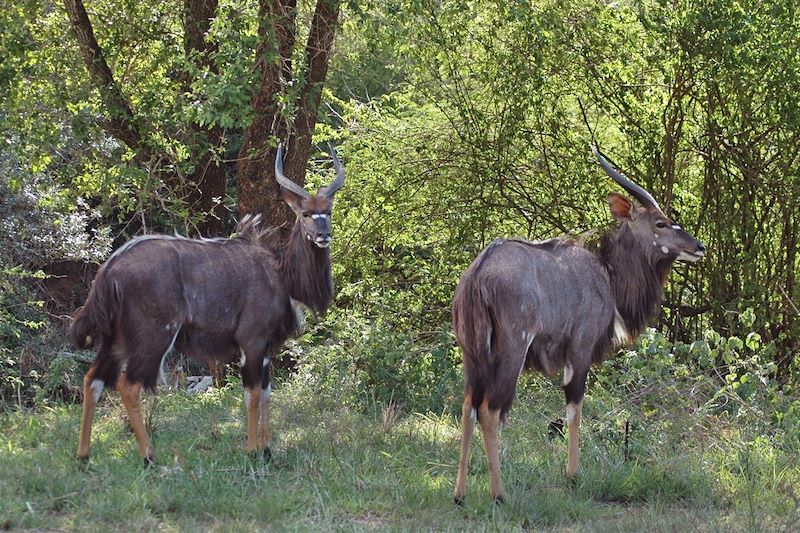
[157,326,181,386]
[520,332,535,380]
[563,364,574,386]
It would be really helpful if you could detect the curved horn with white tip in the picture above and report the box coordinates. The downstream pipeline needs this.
[591,145,661,211]
[274,143,311,199]
[319,142,345,199]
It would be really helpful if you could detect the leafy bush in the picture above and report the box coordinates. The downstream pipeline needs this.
[287,312,462,415]
[589,327,798,464]
[0,159,110,407]
[0,175,111,266]
[0,267,47,406]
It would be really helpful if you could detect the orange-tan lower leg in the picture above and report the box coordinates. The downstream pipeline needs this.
[454,393,476,503]
[478,399,506,502]
[245,386,261,453]
[566,400,583,478]
[77,365,101,459]
[117,373,153,462]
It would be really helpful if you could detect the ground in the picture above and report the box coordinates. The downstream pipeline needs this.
[1,376,798,531]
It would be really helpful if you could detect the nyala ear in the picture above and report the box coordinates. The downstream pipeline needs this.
[281,189,304,214]
[608,192,634,220]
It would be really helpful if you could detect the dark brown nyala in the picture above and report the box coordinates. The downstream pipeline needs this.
[452,146,705,503]
[70,144,344,463]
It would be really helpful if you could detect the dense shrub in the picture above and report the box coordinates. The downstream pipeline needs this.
[0,162,110,407]
[287,312,462,415]
[288,315,799,452]
[589,327,799,458]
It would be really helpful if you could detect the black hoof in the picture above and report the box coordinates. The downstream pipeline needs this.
[143,456,155,467]
[263,446,272,462]
[453,496,464,506]
[493,494,506,505]
[77,455,90,470]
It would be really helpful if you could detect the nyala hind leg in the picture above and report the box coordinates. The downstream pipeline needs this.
[454,392,476,505]
[117,372,154,465]
[77,364,103,460]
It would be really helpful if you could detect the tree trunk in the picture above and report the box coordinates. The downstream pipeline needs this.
[237,0,340,231]
[184,0,228,236]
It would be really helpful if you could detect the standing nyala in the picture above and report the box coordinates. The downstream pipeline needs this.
[70,143,344,463]
[452,146,705,503]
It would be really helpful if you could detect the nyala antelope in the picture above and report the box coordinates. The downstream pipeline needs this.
[452,146,705,503]
[70,143,344,463]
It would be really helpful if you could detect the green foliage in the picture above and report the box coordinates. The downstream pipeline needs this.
[290,312,461,414]
[330,0,799,381]
[0,152,109,406]
[594,328,797,441]
[184,0,260,130]
[5,0,798,379]
[0,267,46,407]
[1,11,799,533]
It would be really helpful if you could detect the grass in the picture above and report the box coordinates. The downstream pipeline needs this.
[1,373,798,531]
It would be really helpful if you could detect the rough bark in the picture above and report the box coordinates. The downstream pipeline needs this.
[237,0,297,228]
[237,0,340,231]
[183,0,228,236]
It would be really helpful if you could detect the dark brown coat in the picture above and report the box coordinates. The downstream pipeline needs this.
[452,147,705,503]
[71,143,345,463]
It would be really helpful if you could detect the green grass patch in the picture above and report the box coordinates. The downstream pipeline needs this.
[0,373,798,531]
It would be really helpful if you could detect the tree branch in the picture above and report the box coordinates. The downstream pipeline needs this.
[182,0,227,235]
[286,0,341,184]
[663,302,712,318]
[62,0,153,163]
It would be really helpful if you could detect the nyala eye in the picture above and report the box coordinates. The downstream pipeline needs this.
[656,221,668,229]
[302,212,310,218]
